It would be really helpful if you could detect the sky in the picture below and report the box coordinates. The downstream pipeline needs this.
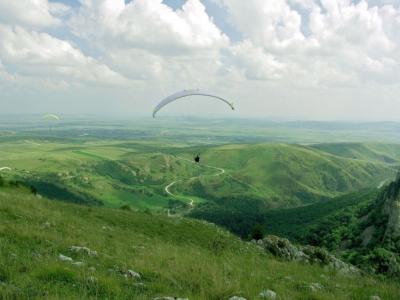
[0,0,400,121]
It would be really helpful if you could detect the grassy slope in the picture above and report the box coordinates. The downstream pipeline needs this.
[1,187,399,300]
[170,143,396,207]
[310,142,400,166]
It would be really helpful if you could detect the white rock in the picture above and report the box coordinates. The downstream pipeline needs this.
[126,270,141,280]
[90,251,98,257]
[310,283,323,290]
[59,254,73,262]
[152,298,188,300]
[229,297,247,300]
[370,297,381,300]
[309,286,317,293]
[72,262,85,266]
[36,194,42,199]
[133,283,146,287]
[259,290,276,299]
[42,222,50,228]
[68,246,90,254]
[88,267,96,272]
[87,276,97,282]
[132,245,146,249]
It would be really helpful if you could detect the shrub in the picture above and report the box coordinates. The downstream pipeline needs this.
[119,204,131,211]
[249,223,266,240]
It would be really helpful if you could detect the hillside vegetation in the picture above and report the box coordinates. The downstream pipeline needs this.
[1,184,400,299]
[190,174,400,279]
[310,142,400,168]
[0,130,397,212]
[169,143,396,208]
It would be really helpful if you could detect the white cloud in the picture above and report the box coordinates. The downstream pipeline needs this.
[0,25,133,86]
[67,0,230,87]
[69,0,229,54]
[0,0,64,28]
[213,0,400,86]
[230,40,286,80]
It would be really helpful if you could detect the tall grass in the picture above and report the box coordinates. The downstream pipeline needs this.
[0,187,399,299]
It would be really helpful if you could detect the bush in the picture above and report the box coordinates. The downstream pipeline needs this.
[249,223,266,240]
[119,204,131,211]
[30,185,37,195]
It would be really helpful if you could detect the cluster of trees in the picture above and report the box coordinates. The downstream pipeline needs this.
[190,179,400,277]
[22,179,103,206]
[190,190,380,241]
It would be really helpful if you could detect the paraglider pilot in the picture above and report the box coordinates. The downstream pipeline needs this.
[194,154,200,163]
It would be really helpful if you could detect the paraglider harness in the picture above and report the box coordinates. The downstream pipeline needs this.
[194,153,200,163]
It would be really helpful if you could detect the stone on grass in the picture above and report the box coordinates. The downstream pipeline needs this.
[229,296,247,300]
[310,283,323,290]
[42,222,50,228]
[119,269,141,280]
[126,270,141,279]
[309,286,317,293]
[68,246,90,254]
[88,267,96,272]
[68,246,98,257]
[370,297,381,300]
[152,298,188,300]
[72,262,84,266]
[259,289,276,299]
[87,276,97,282]
[132,245,146,249]
[59,254,73,262]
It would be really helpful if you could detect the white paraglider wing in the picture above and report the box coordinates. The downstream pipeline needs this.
[0,167,11,171]
[153,89,234,117]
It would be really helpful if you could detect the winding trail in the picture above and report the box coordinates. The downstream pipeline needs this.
[160,152,260,216]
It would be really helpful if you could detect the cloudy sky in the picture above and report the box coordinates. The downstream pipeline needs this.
[0,0,399,120]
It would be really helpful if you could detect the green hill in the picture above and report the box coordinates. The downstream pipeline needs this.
[310,142,400,166]
[1,183,399,299]
[168,143,396,208]
[0,132,398,212]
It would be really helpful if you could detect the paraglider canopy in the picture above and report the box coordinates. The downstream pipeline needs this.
[0,167,11,171]
[153,89,234,118]
[41,115,59,120]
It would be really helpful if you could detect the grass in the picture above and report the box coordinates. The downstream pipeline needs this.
[73,151,107,160]
[1,186,400,299]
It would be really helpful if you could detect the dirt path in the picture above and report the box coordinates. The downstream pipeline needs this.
[160,152,260,216]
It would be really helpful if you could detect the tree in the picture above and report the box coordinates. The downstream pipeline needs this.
[249,223,266,240]
[30,185,38,195]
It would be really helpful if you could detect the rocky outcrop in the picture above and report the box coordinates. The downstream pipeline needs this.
[253,235,361,277]
[382,171,400,234]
